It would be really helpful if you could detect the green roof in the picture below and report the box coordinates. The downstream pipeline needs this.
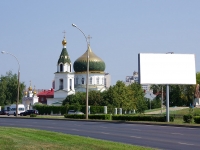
[57,48,71,65]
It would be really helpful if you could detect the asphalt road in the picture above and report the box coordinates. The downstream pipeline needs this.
[0,118,200,150]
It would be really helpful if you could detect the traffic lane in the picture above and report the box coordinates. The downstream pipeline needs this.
[1,121,200,150]
[1,118,200,150]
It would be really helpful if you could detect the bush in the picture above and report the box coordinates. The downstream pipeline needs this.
[30,114,37,117]
[89,114,111,120]
[64,114,85,119]
[64,114,111,120]
[112,115,174,122]
[183,114,193,123]
[194,116,200,124]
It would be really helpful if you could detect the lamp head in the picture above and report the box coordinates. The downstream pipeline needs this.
[72,24,77,27]
[1,51,6,54]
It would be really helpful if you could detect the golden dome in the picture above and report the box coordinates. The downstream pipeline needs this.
[24,91,27,95]
[62,37,67,46]
[28,86,32,91]
[34,91,37,94]
[73,46,105,72]
[76,46,104,62]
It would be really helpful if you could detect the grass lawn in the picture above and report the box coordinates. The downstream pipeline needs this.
[0,127,155,150]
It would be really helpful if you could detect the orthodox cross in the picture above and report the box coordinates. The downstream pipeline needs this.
[30,80,32,86]
[63,30,66,38]
[87,35,92,45]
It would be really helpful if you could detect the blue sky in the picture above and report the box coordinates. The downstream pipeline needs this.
[0,1,200,89]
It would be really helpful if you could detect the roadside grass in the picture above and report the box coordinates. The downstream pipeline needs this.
[0,127,155,150]
[144,108,163,113]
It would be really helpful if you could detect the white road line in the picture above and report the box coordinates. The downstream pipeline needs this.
[131,129,141,131]
[178,142,194,146]
[171,133,184,135]
[130,136,141,138]
[101,132,110,134]
[71,129,79,131]
[99,126,107,128]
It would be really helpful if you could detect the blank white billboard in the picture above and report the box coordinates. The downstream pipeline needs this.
[138,53,196,85]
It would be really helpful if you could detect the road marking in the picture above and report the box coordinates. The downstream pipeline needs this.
[101,132,110,134]
[131,129,141,131]
[130,136,141,138]
[171,133,184,135]
[99,126,107,128]
[178,142,194,146]
[71,129,79,131]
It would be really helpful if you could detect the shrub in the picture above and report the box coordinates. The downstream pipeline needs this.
[89,114,111,120]
[64,114,85,119]
[183,114,193,123]
[194,116,200,124]
[30,114,37,117]
[112,115,174,122]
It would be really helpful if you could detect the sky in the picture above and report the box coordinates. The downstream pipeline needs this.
[0,1,200,89]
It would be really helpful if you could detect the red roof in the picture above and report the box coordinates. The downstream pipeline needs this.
[37,88,54,96]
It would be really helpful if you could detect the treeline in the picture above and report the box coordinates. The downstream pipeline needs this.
[63,81,148,113]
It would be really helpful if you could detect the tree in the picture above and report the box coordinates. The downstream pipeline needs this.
[136,98,148,114]
[0,71,25,105]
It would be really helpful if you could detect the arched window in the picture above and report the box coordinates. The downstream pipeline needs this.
[96,77,99,84]
[59,79,63,89]
[82,78,84,84]
[102,77,104,85]
[60,64,63,72]
[90,77,92,84]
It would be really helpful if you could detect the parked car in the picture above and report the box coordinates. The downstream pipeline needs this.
[20,109,39,116]
[68,110,84,115]
[0,110,9,115]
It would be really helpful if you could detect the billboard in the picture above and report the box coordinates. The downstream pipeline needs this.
[138,53,196,85]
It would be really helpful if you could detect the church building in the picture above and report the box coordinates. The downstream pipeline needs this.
[45,35,109,105]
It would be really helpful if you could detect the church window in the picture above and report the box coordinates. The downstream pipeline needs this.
[76,77,78,84]
[90,77,92,84]
[70,64,71,72]
[59,79,63,89]
[104,78,106,86]
[96,77,99,84]
[102,77,104,85]
[82,78,84,84]
[60,64,63,72]
[70,79,72,90]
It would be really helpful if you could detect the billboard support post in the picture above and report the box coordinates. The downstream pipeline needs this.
[166,85,169,122]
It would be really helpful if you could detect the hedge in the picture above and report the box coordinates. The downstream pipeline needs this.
[183,115,193,123]
[33,105,106,115]
[64,114,112,120]
[194,116,200,124]
[112,115,174,122]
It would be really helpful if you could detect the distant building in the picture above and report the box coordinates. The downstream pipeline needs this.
[104,73,111,88]
[125,71,151,91]
[22,82,38,110]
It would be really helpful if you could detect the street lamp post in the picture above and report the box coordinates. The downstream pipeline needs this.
[72,23,89,119]
[1,51,20,117]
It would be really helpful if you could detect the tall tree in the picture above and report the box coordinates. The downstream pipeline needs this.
[0,71,25,105]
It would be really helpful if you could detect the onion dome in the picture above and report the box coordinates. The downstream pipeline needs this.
[28,81,32,91]
[57,37,71,65]
[24,91,27,95]
[28,86,32,91]
[73,46,105,72]
[33,86,37,94]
